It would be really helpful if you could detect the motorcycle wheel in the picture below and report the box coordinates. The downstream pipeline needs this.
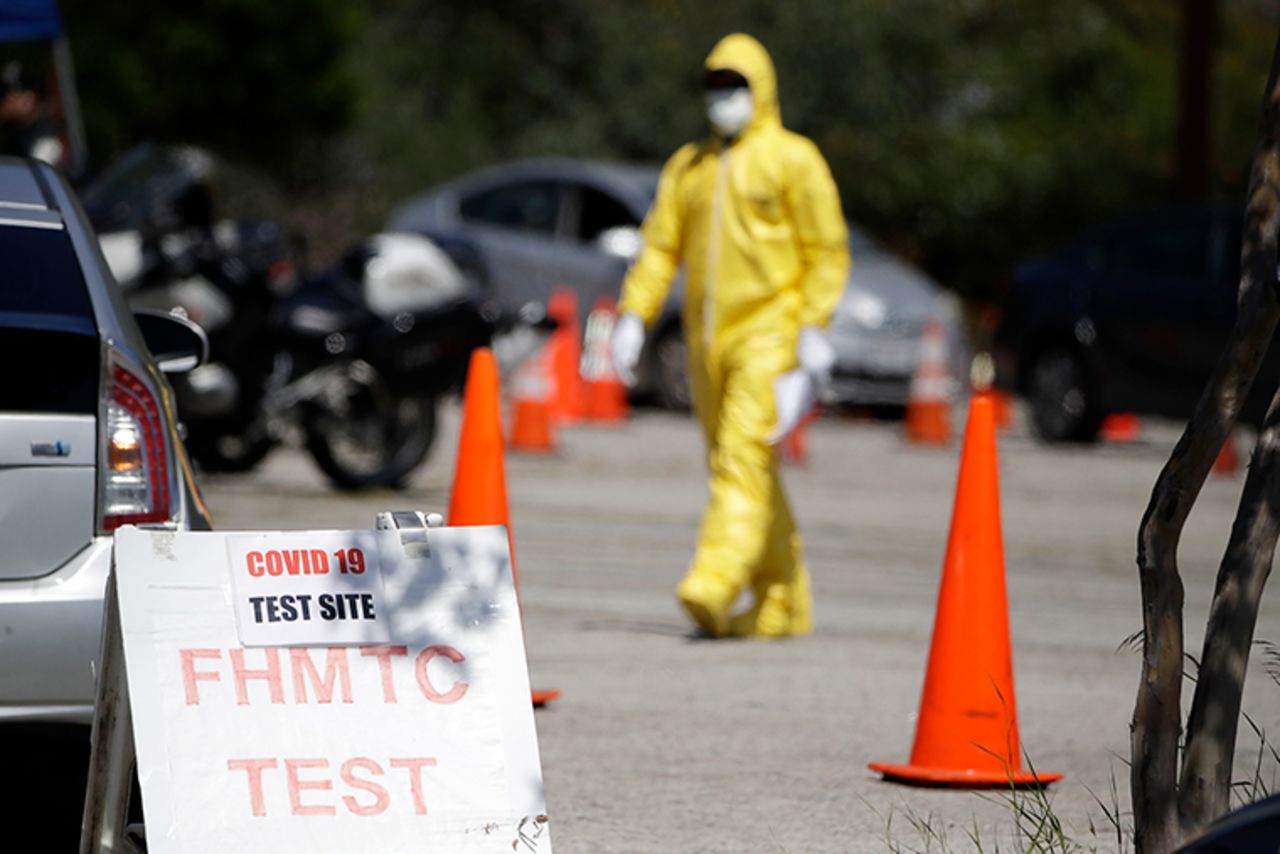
[305,381,438,490]
[187,428,276,473]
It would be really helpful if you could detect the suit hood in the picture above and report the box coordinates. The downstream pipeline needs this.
[705,33,780,133]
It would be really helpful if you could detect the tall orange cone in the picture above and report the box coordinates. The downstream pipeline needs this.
[449,348,561,707]
[989,389,1014,432]
[580,297,630,423]
[508,346,557,455]
[904,320,953,445]
[548,287,586,423]
[449,348,516,579]
[870,393,1062,787]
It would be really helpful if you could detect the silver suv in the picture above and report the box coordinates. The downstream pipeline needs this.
[0,157,211,722]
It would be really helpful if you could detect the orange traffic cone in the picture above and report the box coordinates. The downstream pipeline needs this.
[1100,412,1141,443]
[548,287,585,423]
[449,348,561,707]
[580,297,630,423]
[449,348,516,579]
[989,389,1014,432]
[904,320,953,445]
[1213,431,1240,477]
[508,346,556,454]
[870,393,1062,787]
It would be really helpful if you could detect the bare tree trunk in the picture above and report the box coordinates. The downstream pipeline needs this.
[1132,31,1280,854]
[1180,387,1280,826]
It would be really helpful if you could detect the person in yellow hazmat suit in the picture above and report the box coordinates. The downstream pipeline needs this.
[612,33,850,638]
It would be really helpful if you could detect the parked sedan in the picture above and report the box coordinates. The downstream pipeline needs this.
[389,157,961,409]
[992,205,1273,442]
[0,156,211,722]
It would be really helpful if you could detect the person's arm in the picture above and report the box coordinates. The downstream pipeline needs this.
[785,140,850,329]
[618,145,692,327]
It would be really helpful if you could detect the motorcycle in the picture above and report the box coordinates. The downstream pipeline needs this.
[149,229,510,488]
[94,145,528,489]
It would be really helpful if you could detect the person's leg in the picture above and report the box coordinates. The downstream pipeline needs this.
[728,470,813,637]
[687,347,719,452]
[673,349,734,634]
[677,350,780,636]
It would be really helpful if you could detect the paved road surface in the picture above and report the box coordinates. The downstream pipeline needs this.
[199,404,1280,852]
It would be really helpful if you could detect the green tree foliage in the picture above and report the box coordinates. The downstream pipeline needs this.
[50,0,1280,296]
[344,0,1277,298]
[60,0,360,173]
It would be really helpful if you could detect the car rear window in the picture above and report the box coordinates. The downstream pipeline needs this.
[0,223,99,413]
[0,223,95,334]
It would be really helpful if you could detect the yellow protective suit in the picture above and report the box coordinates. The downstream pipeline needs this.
[618,33,850,637]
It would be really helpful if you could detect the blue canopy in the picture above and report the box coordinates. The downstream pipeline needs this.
[0,0,63,43]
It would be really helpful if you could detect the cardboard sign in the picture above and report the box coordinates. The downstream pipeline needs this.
[113,525,552,853]
[225,531,391,647]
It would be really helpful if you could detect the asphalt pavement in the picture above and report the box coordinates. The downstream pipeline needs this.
[199,403,1280,853]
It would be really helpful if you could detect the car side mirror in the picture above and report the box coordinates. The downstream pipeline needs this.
[595,226,643,261]
[133,309,209,374]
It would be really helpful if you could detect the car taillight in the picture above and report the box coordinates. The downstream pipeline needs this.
[102,364,171,531]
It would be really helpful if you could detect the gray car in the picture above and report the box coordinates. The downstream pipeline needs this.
[0,157,211,722]
[389,157,962,409]
[826,227,965,408]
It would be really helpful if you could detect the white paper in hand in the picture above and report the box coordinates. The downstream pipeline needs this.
[767,368,813,445]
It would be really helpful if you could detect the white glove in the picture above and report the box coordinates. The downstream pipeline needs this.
[797,325,836,380]
[767,368,814,445]
[766,326,833,445]
[611,312,645,387]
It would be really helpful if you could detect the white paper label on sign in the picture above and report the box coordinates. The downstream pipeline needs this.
[226,532,391,647]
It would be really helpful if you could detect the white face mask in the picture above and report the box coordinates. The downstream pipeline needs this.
[705,87,753,137]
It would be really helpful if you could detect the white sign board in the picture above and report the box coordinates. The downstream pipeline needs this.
[113,525,552,853]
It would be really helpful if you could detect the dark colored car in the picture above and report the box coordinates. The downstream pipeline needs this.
[992,205,1274,442]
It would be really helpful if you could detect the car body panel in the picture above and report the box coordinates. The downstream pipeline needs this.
[0,539,113,718]
[0,415,95,581]
[0,163,47,207]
